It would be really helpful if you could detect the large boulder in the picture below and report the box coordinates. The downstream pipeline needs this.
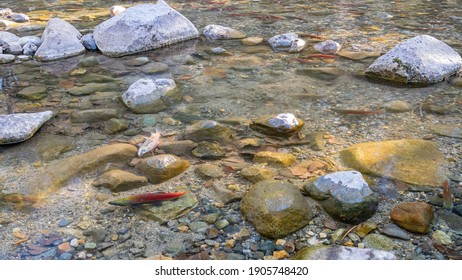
[93,1,199,57]
[0,111,53,144]
[34,18,85,61]
[305,171,378,224]
[121,78,181,114]
[365,35,462,85]
[340,139,445,186]
[240,180,312,239]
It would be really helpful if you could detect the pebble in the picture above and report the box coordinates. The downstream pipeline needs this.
[382,223,411,240]
[11,13,29,22]
[58,219,73,227]
[70,238,79,248]
[215,219,230,230]
[319,232,328,239]
[84,242,97,250]
[273,250,289,259]
[432,230,452,245]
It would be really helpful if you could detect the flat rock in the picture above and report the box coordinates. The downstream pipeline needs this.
[240,180,312,239]
[383,100,411,112]
[68,82,119,96]
[390,201,434,233]
[340,139,445,186]
[253,151,296,167]
[29,143,137,196]
[195,163,224,179]
[0,54,15,63]
[138,190,198,223]
[240,165,277,183]
[365,35,462,85]
[268,32,305,53]
[158,140,197,156]
[34,18,85,61]
[0,111,53,144]
[436,209,462,234]
[430,124,462,139]
[93,169,148,192]
[16,86,47,100]
[203,24,246,40]
[134,154,190,184]
[250,113,304,137]
[313,40,341,54]
[93,1,199,57]
[292,245,395,260]
[362,234,395,251]
[381,223,411,240]
[305,171,378,224]
[70,109,121,123]
[37,134,75,161]
[122,78,181,114]
[184,120,234,144]
[191,142,226,159]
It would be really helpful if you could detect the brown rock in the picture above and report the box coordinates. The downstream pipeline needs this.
[240,165,277,183]
[158,140,197,156]
[135,154,190,184]
[92,169,148,192]
[195,163,224,179]
[253,151,296,167]
[390,201,434,233]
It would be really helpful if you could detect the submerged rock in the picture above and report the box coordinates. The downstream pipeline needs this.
[0,54,15,63]
[292,245,395,260]
[253,151,296,167]
[122,78,181,114]
[158,140,197,156]
[313,40,341,54]
[93,169,148,192]
[34,18,85,61]
[240,165,277,183]
[29,143,137,196]
[0,111,53,144]
[305,171,378,224]
[16,86,47,100]
[93,1,199,57]
[390,201,434,233]
[184,120,234,144]
[70,109,121,123]
[134,154,190,184]
[340,139,445,186]
[11,13,29,23]
[110,6,126,17]
[365,35,462,85]
[191,142,226,159]
[81,34,97,51]
[250,113,304,137]
[203,25,246,40]
[195,163,224,179]
[430,124,462,139]
[268,32,305,53]
[240,180,312,239]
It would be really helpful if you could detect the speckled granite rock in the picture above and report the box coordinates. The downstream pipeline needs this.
[0,111,53,144]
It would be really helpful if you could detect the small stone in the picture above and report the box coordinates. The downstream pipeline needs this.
[240,165,277,183]
[293,245,395,260]
[84,242,97,250]
[354,222,378,238]
[191,142,226,159]
[363,234,395,251]
[104,118,130,134]
[225,239,236,248]
[70,109,121,123]
[382,223,410,240]
[59,253,73,260]
[203,24,246,40]
[268,32,305,53]
[195,163,224,179]
[234,228,251,240]
[319,233,328,239]
[184,120,234,144]
[110,5,126,17]
[70,238,79,248]
[58,219,73,227]
[125,56,150,66]
[93,169,148,192]
[273,250,289,259]
[159,140,197,156]
[432,230,452,245]
[250,113,304,137]
[253,151,296,167]
[57,242,72,254]
[189,221,208,233]
[81,34,98,51]
[11,13,29,23]
[16,86,47,101]
[242,37,263,46]
[22,41,37,56]
[384,100,411,113]
[0,54,15,64]
[390,201,434,233]
[313,40,341,54]
[134,154,190,184]
[214,219,229,230]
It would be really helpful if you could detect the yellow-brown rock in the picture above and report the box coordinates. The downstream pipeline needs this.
[253,151,296,167]
[390,201,434,233]
[92,169,148,192]
[135,154,190,184]
[340,139,445,186]
[240,165,277,183]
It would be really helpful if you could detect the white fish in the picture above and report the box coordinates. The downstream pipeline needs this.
[137,131,161,157]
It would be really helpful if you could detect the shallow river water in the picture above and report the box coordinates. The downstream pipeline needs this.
[0,0,461,260]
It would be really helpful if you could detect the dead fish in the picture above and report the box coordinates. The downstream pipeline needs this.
[137,131,161,157]
[108,191,186,206]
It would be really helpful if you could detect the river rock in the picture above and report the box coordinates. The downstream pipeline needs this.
[158,140,197,156]
[93,169,148,192]
[16,86,47,100]
[383,100,411,112]
[0,31,20,44]
[296,67,343,81]
[242,37,263,46]
[305,171,379,224]
[203,25,246,40]
[68,82,119,96]
[138,190,198,223]
[122,78,181,114]
[292,245,395,260]
[81,73,115,83]
[0,111,53,144]
[81,34,97,51]
[93,1,199,57]
[240,165,277,183]
[37,134,75,161]
[381,223,410,240]
[11,13,29,23]
[3,41,22,54]
[195,163,224,179]
[268,32,305,53]
[430,124,462,139]
[34,18,85,61]
[390,201,434,233]
[184,120,234,144]
[340,139,445,186]
[22,41,38,56]
[431,230,452,245]
[250,113,304,137]
[240,180,312,239]
[363,234,395,251]
[103,118,129,134]
[0,54,15,63]
[29,143,137,196]
[253,151,296,167]
[110,5,126,17]
[436,209,462,234]
[134,154,190,184]
[0,8,13,17]
[365,35,462,85]
[70,109,121,123]
[313,40,341,54]
[191,142,226,159]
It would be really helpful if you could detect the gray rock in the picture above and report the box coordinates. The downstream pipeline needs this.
[110,5,126,17]
[93,1,199,57]
[0,54,15,63]
[3,41,22,55]
[305,171,378,224]
[268,32,305,53]
[363,234,395,251]
[292,245,395,260]
[203,24,246,40]
[11,13,29,23]
[81,33,98,51]
[184,120,234,144]
[313,40,341,54]
[22,41,37,56]
[70,109,121,123]
[0,111,53,144]
[0,8,13,17]
[382,223,410,240]
[365,35,462,85]
[0,31,20,44]
[34,18,85,61]
[122,78,181,114]
[19,36,42,47]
